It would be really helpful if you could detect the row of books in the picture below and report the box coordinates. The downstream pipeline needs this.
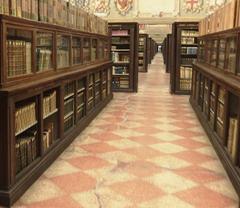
[112,77,129,89]
[181,30,199,37]
[64,114,74,132]
[227,116,239,163]
[64,82,75,98]
[7,40,32,77]
[113,66,129,75]
[57,49,69,69]
[180,80,192,91]
[199,0,236,35]
[83,48,91,63]
[76,106,84,121]
[2,0,108,35]
[64,98,74,117]
[36,48,52,71]
[218,88,226,103]
[15,103,37,135]
[16,130,37,174]
[43,91,57,118]
[181,57,195,65]
[112,52,129,63]
[181,47,198,55]
[76,92,84,108]
[112,37,130,44]
[181,37,197,45]
[43,122,54,153]
[72,47,81,65]
[180,67,192,79]
[112,30,129,36]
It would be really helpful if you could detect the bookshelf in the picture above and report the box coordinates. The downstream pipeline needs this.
[138,34,149,73]
[147,37,151,65]
[109,22,139,92]
[190,27,240,198]
[170,22,199,95]
[163,34,172,73]
[0,14,112,207]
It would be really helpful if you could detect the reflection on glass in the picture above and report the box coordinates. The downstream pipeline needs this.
[36,32,53,72]
[57,35,70,68]
[72,37,81,65]
[7,28,33,77]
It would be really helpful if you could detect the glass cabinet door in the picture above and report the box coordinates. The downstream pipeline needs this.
[7,28,33,77]
[83,38,91,64]
[57,35,70,69]
[72,37,81,65]
[226,37,237,74]
[36,32,53,72]
[218,39,226,70]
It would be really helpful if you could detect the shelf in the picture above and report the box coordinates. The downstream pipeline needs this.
[43,109,58,119]
[112,73,130,76]
[77,103,85,109]
[112,43,130,45]
[64,111,74,120]
[111,49,130,52]
[77,87,85,93]
[112,35,130,37]
[113,62,130,65]
[64,93,74,100]
[15,121,38,136]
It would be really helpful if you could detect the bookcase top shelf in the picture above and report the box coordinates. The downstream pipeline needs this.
[0,14,111,90]
[0,14,108,38]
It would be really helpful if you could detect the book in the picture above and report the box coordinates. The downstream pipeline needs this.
[227,117,238,163]
[15,102,37,135]
[16,130,37,174]
[43,91,57,118]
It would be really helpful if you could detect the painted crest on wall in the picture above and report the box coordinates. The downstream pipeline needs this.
[114,0,133,15]
[75,0,90,11]
[206,0,226,14]
[183,0,203,13]
[94,0,110,16]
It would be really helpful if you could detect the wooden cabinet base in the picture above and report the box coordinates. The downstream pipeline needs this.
[190,98,240,197]
[0,95,112,207]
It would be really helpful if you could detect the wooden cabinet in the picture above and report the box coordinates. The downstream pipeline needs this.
[170,22,199,94]
[109,22,139,92]
[0,14,112,206]
[190,27,240,198]
[138,34,149,73]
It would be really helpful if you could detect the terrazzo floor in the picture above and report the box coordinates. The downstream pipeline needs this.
[13,54,239,208]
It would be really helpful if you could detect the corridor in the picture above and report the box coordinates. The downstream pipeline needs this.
[14,54,239,208]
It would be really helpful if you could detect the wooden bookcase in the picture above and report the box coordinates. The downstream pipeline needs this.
[109,22,139,92]
[170,22,199,95]
[162,37,167,65]
[138,34,149,73]
[0,14,112,206]
[164,34,172,73]
[190,27,240,197]
[147,37,152,64]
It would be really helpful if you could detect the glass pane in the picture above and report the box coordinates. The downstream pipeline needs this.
[83,38,91,64]
[57,35,70,68]
[226,38,236,73]
[218,39,226,69]
[91,39,97,62]
[72,37,81,65]
[36,32,53,72]
[98,40,104,60]
[7,28,33,77]
[210,40,217,67]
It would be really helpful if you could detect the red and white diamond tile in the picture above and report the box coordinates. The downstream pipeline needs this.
[14,54,239,207]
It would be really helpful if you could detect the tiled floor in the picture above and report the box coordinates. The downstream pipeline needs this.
[14,54,239,208]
